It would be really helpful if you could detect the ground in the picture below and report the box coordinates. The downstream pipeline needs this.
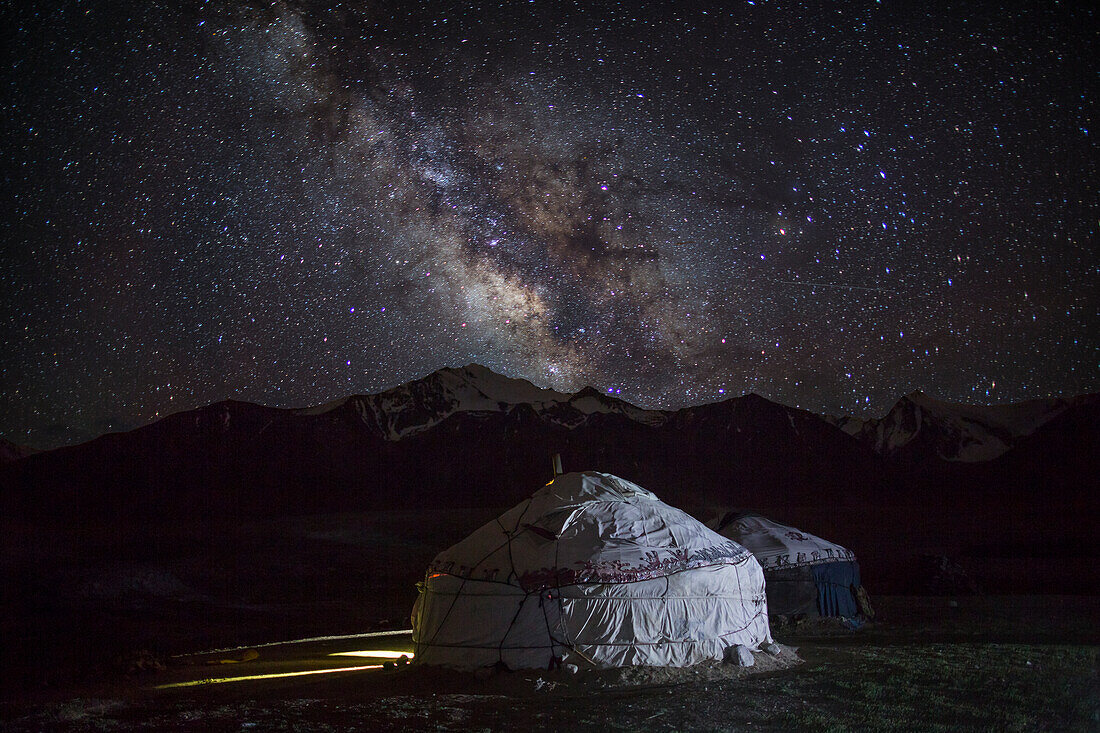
[2,596,1097,731]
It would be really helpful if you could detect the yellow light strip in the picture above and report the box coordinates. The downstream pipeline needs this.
[154,664,384,689]
[328,650,414,659]
[171,629,414,659]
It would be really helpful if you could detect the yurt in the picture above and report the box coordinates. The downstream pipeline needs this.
[709,511,865,619]
[412,472,773,669]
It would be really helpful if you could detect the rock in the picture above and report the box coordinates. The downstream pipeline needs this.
[723,645,755,667]
[762,642,782,656]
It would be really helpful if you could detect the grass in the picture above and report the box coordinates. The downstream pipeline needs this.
[778,643,1098,732]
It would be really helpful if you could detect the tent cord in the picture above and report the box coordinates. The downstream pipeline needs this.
[420,498,533,652]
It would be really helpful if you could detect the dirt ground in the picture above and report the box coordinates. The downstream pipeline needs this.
[2,596,1097,732]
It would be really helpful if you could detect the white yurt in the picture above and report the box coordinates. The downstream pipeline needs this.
[412,472,773,669]
[709,511,865,619]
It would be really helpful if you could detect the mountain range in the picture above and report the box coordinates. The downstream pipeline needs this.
[2,363,1097,599]
[829,389,1083,463]
[3,363,1095,518]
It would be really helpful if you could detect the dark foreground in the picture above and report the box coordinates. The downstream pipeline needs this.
[2,596,1097,732]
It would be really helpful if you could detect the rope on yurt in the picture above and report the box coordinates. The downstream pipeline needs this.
[418,560,773,660]
[539,503,595,660]
[537,522,570,664]
[495,495,557,665]
[420,497,536,653]
[496,592,532,666]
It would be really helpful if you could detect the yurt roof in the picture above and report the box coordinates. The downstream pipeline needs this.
[711,511,855,569]
[427,471,753,591]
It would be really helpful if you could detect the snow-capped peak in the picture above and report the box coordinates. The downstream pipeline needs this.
[295,363,670,441]
[432,363,572,409]
[836,390,1074,462]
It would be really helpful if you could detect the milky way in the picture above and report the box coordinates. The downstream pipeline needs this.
[3,1,1096,448]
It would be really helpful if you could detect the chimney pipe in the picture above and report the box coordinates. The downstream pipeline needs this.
[551,453,563,477]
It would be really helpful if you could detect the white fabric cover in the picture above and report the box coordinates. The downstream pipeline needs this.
[710,512,855,570]
[412,472,772,669]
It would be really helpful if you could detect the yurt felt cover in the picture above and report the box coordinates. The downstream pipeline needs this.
[713,512,855,570]
[412,472,772,669]
[812,561,861,617]
[760,566,820,617]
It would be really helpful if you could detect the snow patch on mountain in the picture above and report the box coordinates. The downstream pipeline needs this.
[564,386,670,426]
[297,365,1077,458]
[295,364,668,441]
[833,391,1074,462]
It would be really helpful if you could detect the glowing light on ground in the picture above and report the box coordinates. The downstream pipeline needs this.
[154,664,384,689]
[171,628,413,658]
[328,650,414,659]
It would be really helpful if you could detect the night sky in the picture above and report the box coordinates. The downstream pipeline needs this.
[3,1,1096,449]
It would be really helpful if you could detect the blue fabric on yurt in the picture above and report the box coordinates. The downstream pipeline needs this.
[811,561,861,618]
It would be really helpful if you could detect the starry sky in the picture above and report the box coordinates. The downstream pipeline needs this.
[3,0,1096,449]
